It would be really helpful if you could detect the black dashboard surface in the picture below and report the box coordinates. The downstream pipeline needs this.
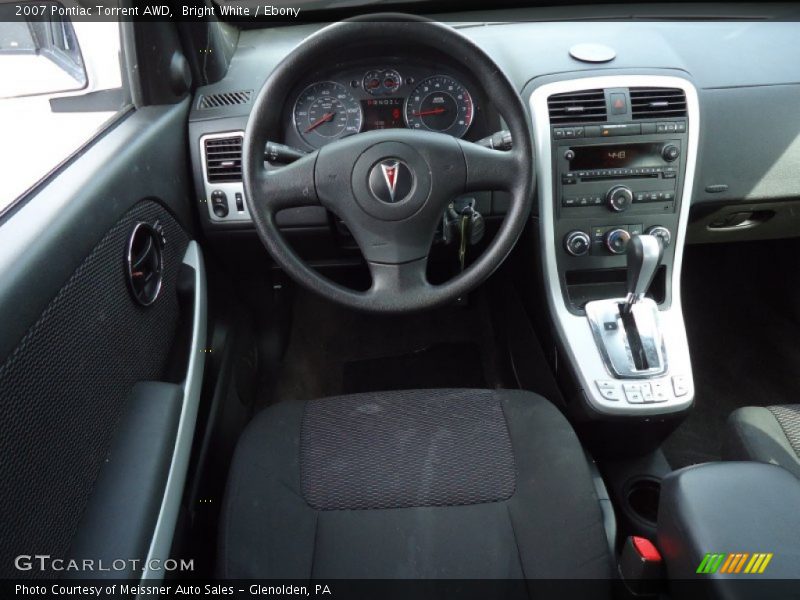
[189,6,800,230]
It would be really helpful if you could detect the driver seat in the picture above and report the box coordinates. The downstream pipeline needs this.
[219,389,612,584]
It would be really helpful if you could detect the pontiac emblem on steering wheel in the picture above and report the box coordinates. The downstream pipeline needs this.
[369,158,414,203]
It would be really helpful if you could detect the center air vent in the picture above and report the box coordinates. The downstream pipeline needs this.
[630,88,687,119]
[126,222,165,307]
[198,90,253,109]
[548,90,607,123]
[204,135,243,183]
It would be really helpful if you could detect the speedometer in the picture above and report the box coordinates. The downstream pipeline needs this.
[404,75,474,138]
[293,81,363,148]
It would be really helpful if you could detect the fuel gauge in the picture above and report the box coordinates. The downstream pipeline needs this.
[363,69,402,96]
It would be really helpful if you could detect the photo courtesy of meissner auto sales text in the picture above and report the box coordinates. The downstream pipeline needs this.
[2,0,800,598]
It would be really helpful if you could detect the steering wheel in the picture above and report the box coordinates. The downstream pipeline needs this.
[243,16,534,313]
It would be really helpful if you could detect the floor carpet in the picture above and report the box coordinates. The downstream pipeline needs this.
[266,287,508,404]
[663,238,800,468]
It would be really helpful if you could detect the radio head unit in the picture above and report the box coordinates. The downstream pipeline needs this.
[557,135,684,215]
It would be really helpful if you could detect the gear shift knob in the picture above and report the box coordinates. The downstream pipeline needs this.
[622,234,663,313]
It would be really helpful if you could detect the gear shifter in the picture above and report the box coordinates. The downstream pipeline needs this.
[584,233,668,378]
[621,234,663,315]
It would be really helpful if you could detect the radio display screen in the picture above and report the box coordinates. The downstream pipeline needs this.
[361,97,405,131]
[568,143,665,170]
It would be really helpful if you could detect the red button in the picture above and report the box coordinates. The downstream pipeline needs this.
[632,536,662,562]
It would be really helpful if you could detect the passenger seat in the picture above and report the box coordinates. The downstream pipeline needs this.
[724,405,800,479]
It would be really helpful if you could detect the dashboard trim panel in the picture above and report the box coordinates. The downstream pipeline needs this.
[199,131,250,224]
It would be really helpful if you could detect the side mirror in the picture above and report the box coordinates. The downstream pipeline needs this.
[0,1,88,99]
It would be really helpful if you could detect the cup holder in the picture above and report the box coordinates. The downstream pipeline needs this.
[626,477,661,525]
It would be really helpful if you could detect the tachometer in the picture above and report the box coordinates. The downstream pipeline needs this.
[404,75,474,138]
[293,81,363,148]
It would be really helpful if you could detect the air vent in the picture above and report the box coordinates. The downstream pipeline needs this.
[630,88,687,119]
[204,135,243,183]
[198,90,253,109]
[548,89,607,123]
[126,222,165,307]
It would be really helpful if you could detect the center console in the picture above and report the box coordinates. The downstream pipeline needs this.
[530,75,698,416]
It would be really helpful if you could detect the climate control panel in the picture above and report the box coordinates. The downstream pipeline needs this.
[564,225,671,258]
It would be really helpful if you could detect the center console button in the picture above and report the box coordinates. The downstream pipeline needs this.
[627,224,643,236]
[623,383,644,404]
[604,228,631,254]
[672,375,690,397]
[596,380,622,401]
[651,381,671,402]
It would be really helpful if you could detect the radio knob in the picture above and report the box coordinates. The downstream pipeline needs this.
[564,230,591,257]
[606,185,633,212]
[662,144,680,162]
[646,225,672,248]
[605,228,631,255]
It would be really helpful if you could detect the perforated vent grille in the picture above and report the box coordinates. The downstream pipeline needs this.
[204,135,243,183]
[198,90,252,109]
[548,89,607,123]
[630,88,687,119]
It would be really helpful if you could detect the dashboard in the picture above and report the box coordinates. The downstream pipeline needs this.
[283,61,492,151]
[188,8,800,236]
[183,6,800,419]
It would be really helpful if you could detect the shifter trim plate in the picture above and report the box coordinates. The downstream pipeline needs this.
[586,298,667,378]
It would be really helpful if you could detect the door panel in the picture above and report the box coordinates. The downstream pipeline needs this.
[0,100,202,578]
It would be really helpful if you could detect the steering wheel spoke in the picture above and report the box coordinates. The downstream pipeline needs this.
[367,258,431,302]
[253,152,320,212]
[459,140,522,193]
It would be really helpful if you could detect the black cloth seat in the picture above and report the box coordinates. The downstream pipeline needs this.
[219,389,612,583]
[725,405,800,479]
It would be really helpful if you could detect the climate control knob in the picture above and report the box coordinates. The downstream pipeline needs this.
[646,225,672,248]
[606,185,633,212]
[605,228,631,255]
[564,230,591,257]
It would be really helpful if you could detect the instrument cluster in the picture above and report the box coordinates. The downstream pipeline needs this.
[287,63,477,150]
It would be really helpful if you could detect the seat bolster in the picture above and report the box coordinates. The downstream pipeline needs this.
[500,391,613,581]
[218,401,317,579]
[724,406,800,479]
